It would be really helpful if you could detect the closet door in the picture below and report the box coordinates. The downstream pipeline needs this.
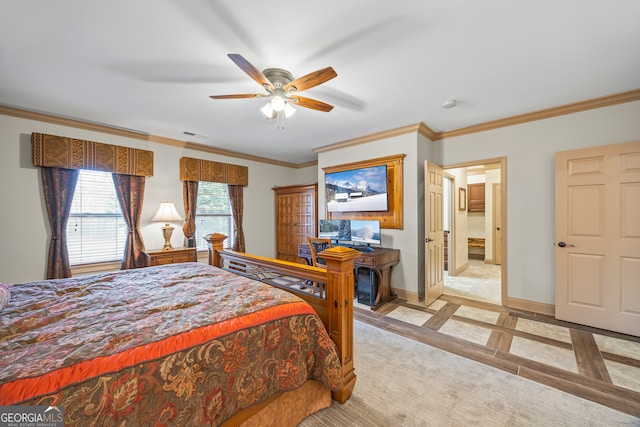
[273,184,317,262]
[555,141,640,336]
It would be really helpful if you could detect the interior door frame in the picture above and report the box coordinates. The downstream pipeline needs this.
[444,173,457,275]
[443,156,507,305]
[492,182,502,265]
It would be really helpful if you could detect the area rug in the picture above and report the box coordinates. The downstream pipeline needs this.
[300,321,640,426]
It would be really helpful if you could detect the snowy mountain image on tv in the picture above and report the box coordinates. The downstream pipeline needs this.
[325,164,388,212]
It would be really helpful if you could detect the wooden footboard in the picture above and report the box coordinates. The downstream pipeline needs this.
[204,233,358,403]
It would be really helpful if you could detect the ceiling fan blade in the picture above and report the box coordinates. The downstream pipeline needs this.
[289,95,334,112]
[227,54,274,90]
[284,67,337,92]
[209,94,266,99]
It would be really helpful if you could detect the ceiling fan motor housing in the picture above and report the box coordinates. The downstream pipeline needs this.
[263,68,294,90]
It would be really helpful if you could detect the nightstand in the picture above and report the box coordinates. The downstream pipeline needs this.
[146,247,197,266]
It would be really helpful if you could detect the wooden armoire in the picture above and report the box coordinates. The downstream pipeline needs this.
[273,183,318,263]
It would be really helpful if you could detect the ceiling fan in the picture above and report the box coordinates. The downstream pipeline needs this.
[210,54,337,121]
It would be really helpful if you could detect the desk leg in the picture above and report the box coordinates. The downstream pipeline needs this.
[371,267,395,310]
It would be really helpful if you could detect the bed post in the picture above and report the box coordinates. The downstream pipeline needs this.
[203,233,227,267]
[319,246,360,404]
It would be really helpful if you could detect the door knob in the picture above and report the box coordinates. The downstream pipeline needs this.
[556,241,575,248]
[425,238,433,243]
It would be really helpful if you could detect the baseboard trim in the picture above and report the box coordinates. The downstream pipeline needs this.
[393,288,420,305]
[452,262,469,276]
[506,297,555,316]
[392,288,556,318]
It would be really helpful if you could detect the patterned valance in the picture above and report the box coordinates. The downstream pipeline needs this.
[32,133,154,177]
[180,157,248,186]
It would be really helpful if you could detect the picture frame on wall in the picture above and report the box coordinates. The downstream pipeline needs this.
[459,187,467,210]
[322,154,406,229]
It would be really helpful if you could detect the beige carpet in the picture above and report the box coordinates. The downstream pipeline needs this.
[300,321,640,426]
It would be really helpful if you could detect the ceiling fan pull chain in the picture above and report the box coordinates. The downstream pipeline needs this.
[277,112,285,130]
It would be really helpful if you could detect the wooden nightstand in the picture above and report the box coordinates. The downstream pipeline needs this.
[146,247,197,266]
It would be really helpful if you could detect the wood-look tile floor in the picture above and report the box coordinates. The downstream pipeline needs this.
[354,295,640,418]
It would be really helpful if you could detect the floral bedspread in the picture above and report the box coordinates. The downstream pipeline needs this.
[0,263,342,426]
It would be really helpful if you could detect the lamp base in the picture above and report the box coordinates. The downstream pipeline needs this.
[161,223,175,251]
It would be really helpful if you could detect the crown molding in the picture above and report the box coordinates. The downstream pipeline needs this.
[417,122,439,140]
[314,122,430,154]
[435,88,640,140]
[146,135,308,168]
[313,89,640,153]
[0,105,149,139]
[0,106,307,168]
[3,88,638,168]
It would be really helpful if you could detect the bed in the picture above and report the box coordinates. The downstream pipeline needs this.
[0,235,359,426]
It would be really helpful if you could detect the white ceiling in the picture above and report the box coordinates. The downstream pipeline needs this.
[1,1,639,165]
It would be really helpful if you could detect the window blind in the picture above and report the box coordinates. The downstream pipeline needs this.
[67,170,127,265]
[195,182,233,249]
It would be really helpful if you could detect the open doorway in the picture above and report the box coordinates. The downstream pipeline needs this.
[443,160,505,305]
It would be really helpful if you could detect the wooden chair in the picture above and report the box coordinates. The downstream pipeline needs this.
[308,237,333,267]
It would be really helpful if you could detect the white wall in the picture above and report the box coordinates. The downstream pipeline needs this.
[439,101,640,304]
[0,114,306,284]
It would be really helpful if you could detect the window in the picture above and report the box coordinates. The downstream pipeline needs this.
[67,170,127,265]
[195,182,233,249]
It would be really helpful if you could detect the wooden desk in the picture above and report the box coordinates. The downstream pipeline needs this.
[298,244,400,310]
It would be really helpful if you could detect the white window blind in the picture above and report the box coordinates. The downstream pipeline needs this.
[67,170,127,265]
[195,182,233,249]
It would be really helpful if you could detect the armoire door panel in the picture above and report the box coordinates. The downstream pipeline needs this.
[274,184,318,263]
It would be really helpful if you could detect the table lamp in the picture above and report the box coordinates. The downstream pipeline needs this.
[152,202,183,250]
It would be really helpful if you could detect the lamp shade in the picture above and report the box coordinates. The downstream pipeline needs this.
[283,102,296,118]
[261,102,275,118]
[152,202,183,222]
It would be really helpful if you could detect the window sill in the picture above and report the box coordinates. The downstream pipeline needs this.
[70,250,213,277]
[71,260,122,277]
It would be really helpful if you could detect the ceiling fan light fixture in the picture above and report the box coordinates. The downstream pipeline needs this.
[283,102,296,118]
[261,102,275,118]
[271,95,286,112]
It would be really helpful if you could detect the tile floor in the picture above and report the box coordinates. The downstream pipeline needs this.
[444,259,502,304]
[354,260,640,417]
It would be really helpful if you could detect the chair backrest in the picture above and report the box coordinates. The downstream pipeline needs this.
[307,237,333,267]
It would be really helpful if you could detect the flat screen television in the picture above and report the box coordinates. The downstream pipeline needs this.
[349,219,381,246]
[325,164,388,213]
[318,219,351,241]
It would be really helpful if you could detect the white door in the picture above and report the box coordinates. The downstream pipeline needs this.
[425,161,445,305]
[555,141,640,336]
